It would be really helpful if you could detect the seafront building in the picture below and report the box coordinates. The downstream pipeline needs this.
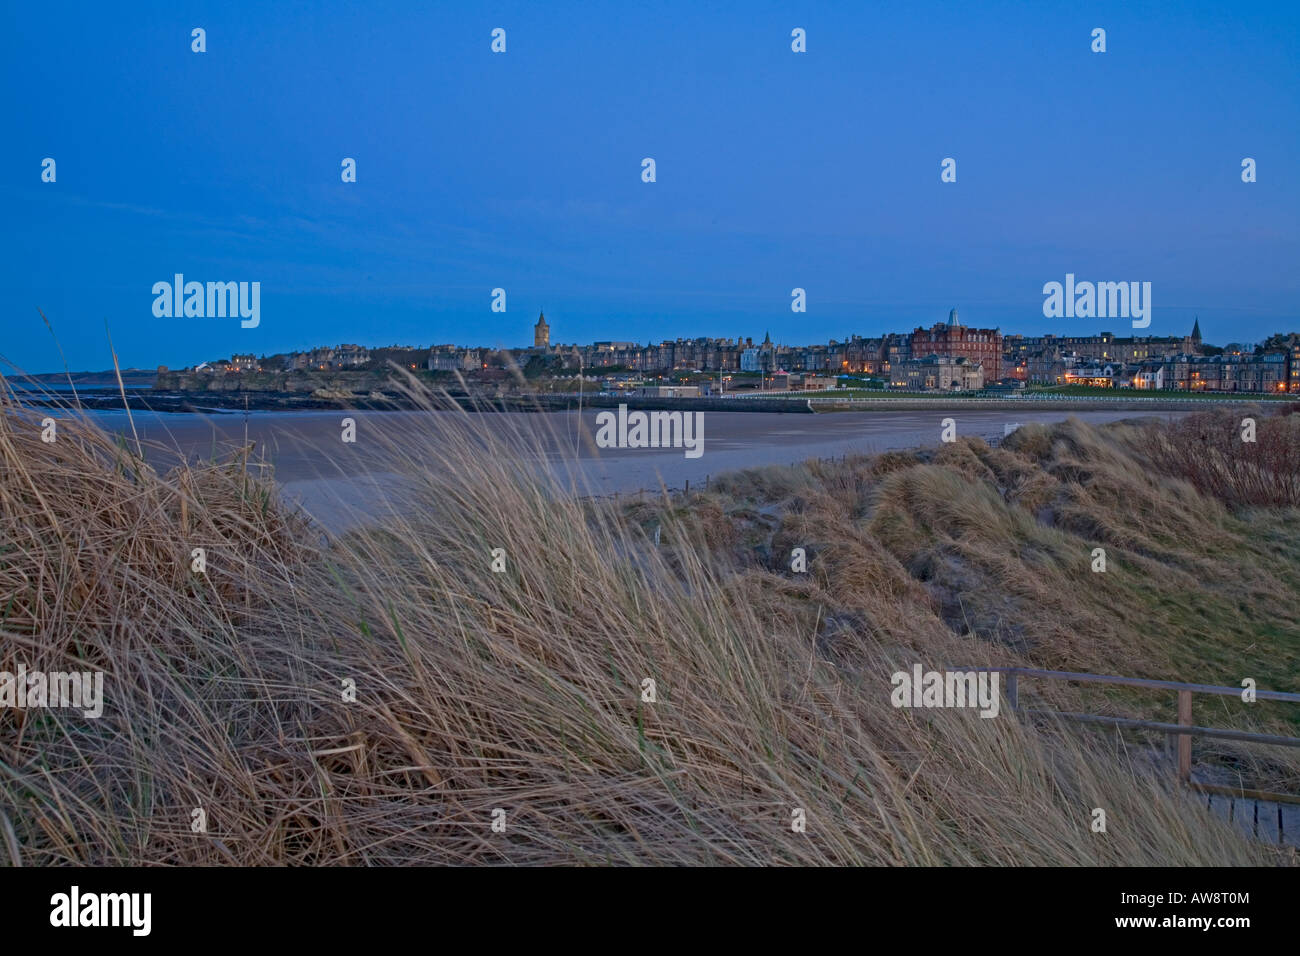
[909,310,1002,382]
[891,355,985,391]
[195,312,1300,395]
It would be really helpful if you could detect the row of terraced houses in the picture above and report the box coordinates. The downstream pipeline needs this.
[509,310,1298,393]
[200,310,1300,394]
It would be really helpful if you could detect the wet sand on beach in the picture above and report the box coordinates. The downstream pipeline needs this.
[80,407,1185,532]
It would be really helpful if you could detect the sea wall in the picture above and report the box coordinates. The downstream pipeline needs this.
[520,394,815,414]
[154,369,394,394]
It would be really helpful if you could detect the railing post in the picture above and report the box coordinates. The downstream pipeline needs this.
[1177,689,1193,783]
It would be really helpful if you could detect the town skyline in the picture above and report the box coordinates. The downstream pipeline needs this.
[190,308,1240,366]
[169,308,1299,396]
[14,302,1279,378]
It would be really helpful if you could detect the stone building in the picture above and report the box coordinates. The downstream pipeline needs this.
[910,309,1002,381]
[891,355,985,391]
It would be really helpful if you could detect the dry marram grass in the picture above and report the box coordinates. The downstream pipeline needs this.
[1,388,1296,865]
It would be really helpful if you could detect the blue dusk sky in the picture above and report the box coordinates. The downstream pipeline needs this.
[2,0,1298,374]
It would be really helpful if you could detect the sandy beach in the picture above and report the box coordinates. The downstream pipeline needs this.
[68,406,1188,532]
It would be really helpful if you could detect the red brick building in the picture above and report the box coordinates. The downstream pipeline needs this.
[910,309,1002,382]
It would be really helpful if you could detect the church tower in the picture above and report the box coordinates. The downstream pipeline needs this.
[534,310,549,349]
[1191,316,1202,348]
